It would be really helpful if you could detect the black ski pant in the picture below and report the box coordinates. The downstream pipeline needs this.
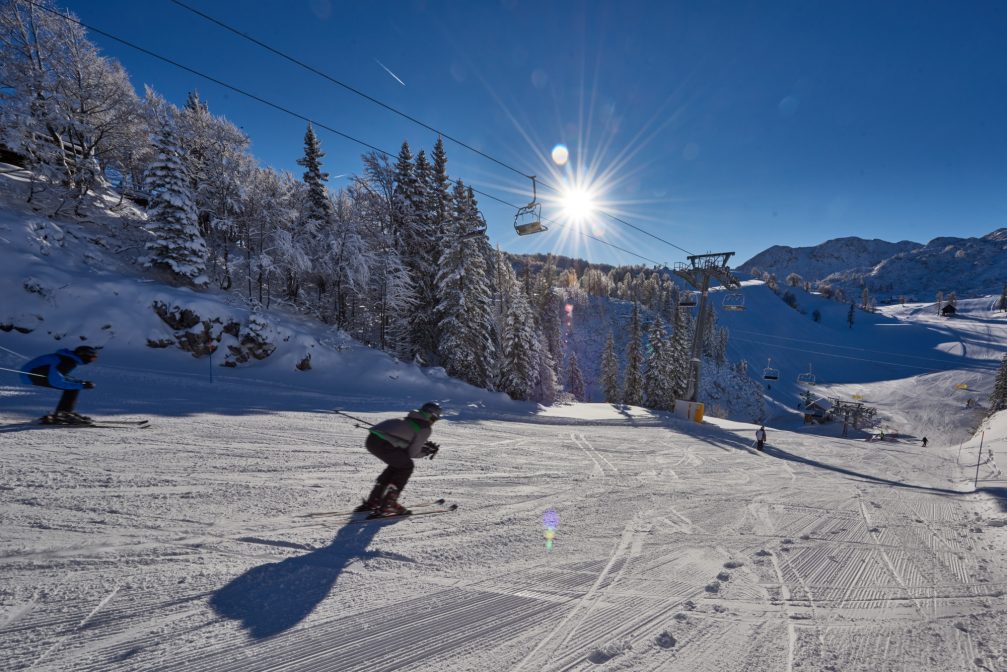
[56,389,80,414]
[365,433,414,492]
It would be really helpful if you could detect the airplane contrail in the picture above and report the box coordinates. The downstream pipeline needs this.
[375,58,405,86]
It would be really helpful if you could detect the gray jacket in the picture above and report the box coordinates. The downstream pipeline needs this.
[370,411,433,459]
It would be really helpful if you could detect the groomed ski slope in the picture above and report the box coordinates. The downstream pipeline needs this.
[2,369,1006,671]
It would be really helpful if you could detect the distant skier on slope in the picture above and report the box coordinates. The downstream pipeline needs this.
[755,425,767,451]
[354,402,442,516]
[921,436,928,447]
[20,346,99,424]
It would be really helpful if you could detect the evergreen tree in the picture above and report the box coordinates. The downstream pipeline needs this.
[296,123,332,223]
[500,287,538,401]
[600,333,621,403]
[430,136,451,237]
[644,316,675,410]
[988,354,1007,417]
[142,125,208,285]
[435,180,495,387]
[668,307,692,399]
[623,303,644,406]
[999,283,1007,312]
[532,347,558,405]
[847,302,856,328]
[566,351,585,401]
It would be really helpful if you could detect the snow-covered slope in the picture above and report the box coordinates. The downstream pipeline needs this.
[708,280,1007,445]
[4,165,1007,672]
[0,166,517,417]
[737,237,921,283]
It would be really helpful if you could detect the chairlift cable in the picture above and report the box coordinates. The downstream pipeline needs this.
[166,0,695,257]
[26,1,666,268]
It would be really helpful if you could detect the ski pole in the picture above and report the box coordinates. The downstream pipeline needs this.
[333,409,374,427]
[0,366,45,378]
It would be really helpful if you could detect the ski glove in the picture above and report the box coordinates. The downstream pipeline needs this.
[421,441,440,459]
[83,381,96,389]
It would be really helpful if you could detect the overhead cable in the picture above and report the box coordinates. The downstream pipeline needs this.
[167,0,695,257]
[27,0,664,267]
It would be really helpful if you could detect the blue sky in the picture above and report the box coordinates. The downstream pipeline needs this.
[62,0,1007,268]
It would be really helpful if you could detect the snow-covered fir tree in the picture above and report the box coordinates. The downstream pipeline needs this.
[296,123,332,224]
[435,180,495,388]
[989,354,1007,417]
[644,316,675,410]
[600,333,621,403]
[500,286,539,401]
[566,351,585,401]
[668,307,693,399]
[142,124,208,286]
[622,303,644,405]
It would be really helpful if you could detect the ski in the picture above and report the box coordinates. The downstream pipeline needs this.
[298,498,447,519]
[354,504,459,524]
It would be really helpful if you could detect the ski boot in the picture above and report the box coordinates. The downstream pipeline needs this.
[353,481,388,513]
[55,411,94,425]
[374,485,411,517]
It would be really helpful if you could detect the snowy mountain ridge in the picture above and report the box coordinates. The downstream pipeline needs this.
[739,230,1007,299]
[737,237,922,284]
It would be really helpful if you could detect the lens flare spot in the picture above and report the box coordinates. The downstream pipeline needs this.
[551,144,569,166]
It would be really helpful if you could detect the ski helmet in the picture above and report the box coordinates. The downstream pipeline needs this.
[74,345,100,359]
[419,401,442,421]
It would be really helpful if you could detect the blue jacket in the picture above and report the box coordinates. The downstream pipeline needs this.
[21,349,87,390]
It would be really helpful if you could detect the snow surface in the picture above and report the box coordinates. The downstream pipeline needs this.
[2,168,1007,671]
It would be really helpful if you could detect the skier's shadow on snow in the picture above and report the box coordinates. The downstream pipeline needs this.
[210,520,410,639]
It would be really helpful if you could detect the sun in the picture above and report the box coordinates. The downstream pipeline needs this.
[560,186,597,223]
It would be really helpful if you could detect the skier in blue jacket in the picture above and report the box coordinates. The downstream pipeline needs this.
[20,345,99,424]
[354,402,442,516]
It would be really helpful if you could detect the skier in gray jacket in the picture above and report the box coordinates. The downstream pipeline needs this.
[355,402,442,516]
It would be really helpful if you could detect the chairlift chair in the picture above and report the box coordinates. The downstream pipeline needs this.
[678,291,698,309]
[797,364,816,386]
[762,358,779,381]
[722,291,746,311]
[514,176,547,236]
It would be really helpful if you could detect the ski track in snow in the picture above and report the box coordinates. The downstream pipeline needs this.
[2,405,1006,672]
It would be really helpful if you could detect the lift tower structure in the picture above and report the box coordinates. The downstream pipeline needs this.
[673,252,742,406]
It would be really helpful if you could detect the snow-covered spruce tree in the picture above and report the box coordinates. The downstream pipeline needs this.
[430,136,451,236]
[532,347,558,405]
[668,307,692,399]
[142,124,208,286]
[500,285,539,401]
[391,141,438,363]
[327,190,373,329]
[566,351,585,401]
[644,316,675,410]
[988,354,1007,418]
[622,302,644,406]
[296,123,332,224]
[935,291,944,315]
[600,332,621,404]
[847,301,855,328]
[999,283,1007,312]
[435,180,495,388]
[295,123,334,306]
